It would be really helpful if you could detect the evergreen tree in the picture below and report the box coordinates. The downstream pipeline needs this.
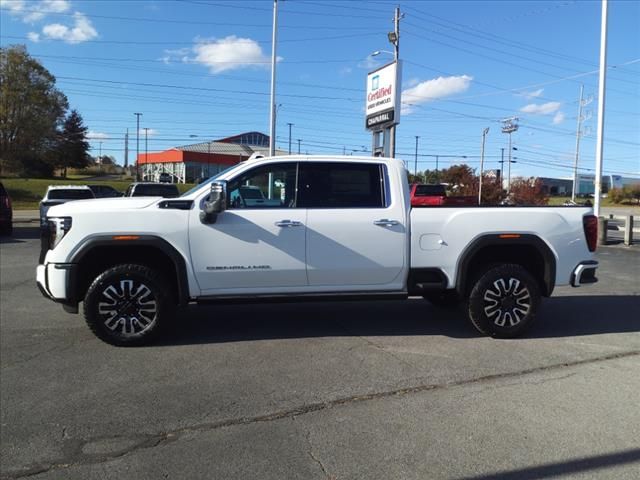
[57,109,90,177]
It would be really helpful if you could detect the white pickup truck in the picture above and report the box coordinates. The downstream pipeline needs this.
[37,155,599,346]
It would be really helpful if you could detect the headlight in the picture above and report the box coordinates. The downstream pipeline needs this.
[47,217,72,249]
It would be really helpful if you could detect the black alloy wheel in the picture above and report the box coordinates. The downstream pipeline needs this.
[467,264,541,338]
[84,264,174,346]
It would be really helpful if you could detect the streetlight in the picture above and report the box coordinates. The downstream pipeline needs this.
[479,127,489,205]
[287,122,294,155]
[134,112,142,180]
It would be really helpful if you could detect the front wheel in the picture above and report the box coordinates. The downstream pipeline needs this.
[467,264,540,338]
[83,264,174,346]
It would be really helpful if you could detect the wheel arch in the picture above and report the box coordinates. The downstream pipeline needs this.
[69,235,190,306]
[455,234,556,297]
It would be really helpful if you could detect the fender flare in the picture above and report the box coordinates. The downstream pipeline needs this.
[69,235,190,306]
[455,234,556,297]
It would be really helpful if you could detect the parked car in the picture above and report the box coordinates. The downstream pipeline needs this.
[124,182,180,198]
[158,173,172,183]
[410,184,476,207]
[39,186,94,227]
[88,185,122,198]
[0,181,13,235]
[37,155,598,346]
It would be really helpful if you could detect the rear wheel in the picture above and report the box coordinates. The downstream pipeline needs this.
[467,264,540,338]
[83,264,174,346]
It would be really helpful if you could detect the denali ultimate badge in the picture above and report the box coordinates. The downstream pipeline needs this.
[206,265,272,271]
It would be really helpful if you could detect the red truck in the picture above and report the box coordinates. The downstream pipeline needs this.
[410,184,476,207]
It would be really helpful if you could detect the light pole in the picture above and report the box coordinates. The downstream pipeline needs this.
[297,139,301,154]
[478,127,489,205]
[287,122,294,155]
[143,127,149,167]
[414,136,419,179]
[594,0,609,217]
[134,112,142,180]
[269,0,279,157]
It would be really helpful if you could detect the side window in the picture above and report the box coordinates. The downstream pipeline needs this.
[227,162,298,209]
[299,162,385,208]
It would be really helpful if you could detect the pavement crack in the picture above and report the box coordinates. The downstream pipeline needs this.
[4,350,638,479]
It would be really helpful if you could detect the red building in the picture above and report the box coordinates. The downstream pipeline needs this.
[137,132,284,183]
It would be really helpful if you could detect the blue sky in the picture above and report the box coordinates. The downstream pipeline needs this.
[1,0,639,180]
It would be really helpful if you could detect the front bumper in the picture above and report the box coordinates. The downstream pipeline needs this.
[36,263,79,313]
[570,260,599,287]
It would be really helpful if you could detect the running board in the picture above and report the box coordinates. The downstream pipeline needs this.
[196,291,408,305]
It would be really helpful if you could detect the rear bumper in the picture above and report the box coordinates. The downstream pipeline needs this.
[570,260,599,287]
[36,263,79,313]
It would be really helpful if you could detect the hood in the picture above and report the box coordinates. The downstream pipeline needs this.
[47,196,160,217]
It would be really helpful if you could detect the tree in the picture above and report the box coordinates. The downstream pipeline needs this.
[0,45,68,175]
[56,109,90,177]
[509,178,548,205]
[439,164,477,195]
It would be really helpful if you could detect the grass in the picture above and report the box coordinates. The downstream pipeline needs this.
[1,177,196,209]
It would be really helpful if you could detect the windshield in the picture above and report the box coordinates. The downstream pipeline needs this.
[180,164,241,197]
[133,184,179,197]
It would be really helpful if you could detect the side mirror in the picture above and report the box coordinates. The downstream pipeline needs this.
[200,181,227,224]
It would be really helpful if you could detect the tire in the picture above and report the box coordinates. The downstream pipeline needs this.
[467,264,540,338]
[423,290,460,308]
[83,264,175,346]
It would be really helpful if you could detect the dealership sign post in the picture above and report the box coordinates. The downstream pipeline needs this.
[366,60,402,157]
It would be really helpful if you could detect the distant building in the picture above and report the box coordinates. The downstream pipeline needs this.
[136,132,286,183]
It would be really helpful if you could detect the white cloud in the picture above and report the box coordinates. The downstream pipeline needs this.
[87,131,109,140]
[191,36,276,74]
[552,111,566,125]
[517,88,544,99]
[42,11,97,43]
[339,66,352,76]
[0,0,26,15]
[27,31,40,42]
[401,75,473,114]
[2,0,71,22]
[520,101,561,115]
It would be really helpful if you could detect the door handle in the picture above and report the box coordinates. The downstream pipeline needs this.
[373,219,400,227]
[275,220,303,227]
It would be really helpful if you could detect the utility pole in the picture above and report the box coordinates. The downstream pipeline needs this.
[478,127,489,205]
[435,155,439,182]
[124,128,129,169]
[414,136,419,178]
[572,85,585,202]
[501,117,519,193]
[134,112,142,180]
[594,0,609,217]
[297,139,301,154]
[500,148,505,187]
[98,141,102,161]
[389,6,402,158]
[287,123,293,155]
[269,0,279,157]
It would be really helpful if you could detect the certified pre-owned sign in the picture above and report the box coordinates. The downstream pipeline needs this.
[365,60,401,131]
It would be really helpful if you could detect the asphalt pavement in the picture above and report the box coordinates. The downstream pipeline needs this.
[1,227,639,479]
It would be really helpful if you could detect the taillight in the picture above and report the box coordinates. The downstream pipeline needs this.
[583,215,597,252]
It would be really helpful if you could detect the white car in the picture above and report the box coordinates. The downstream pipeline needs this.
[37,155,598,346]
[39,185,94,227]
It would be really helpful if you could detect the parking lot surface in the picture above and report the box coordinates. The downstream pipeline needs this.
[1,227,639,479]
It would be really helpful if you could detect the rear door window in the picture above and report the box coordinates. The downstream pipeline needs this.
[48,189,94,200]
[298,162,386,208]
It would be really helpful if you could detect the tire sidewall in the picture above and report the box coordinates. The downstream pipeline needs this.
[467,264,541,338]
[84,264,173,346]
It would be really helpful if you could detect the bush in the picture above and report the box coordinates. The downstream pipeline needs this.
[608,187,625,204]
